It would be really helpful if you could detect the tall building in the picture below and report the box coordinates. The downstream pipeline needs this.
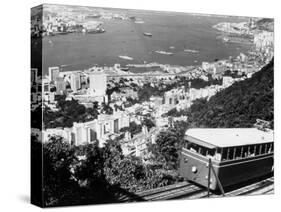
[248,18,255,29]
[70,72,81,92]
[42,78,50,93]
[72,124,93,146]
[89,72,107,95]
[55,77,66,95]
[31,68,38,84]
[48,66,60,82]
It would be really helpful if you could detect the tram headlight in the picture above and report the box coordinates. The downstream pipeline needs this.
[191,166,197,173]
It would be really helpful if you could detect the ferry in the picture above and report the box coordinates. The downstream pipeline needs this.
[143,32,152,37]
[184,49,199,53]
[87,28,106,34]
[119,55,134,60]
[129,16,136,21]
[222,37,230,42]
[155,50,173,55]
[134,19,145,24]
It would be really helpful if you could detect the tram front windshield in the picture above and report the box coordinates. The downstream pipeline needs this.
[185,141,217,159]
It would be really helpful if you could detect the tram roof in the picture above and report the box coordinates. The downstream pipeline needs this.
[185,128,274,148]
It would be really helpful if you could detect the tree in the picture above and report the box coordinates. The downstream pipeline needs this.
[42,136,77,206]
[72,143,112,204]
[85,102,99,120]
[74,143,105,187]
[103,140,125,186]
[120,122,142,136]
[100,102,113,115]
[43,97,100,129]
[103,140,161,192]
[142,118,155,130]
[42,138,115,206]
[152,129,184,169]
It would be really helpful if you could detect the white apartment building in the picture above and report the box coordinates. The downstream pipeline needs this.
[70,72,81,92]
[89,72,107,96]
[48,66,60,82]
[43,111,130,147]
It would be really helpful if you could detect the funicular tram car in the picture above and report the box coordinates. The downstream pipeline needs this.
[179,128,274,190]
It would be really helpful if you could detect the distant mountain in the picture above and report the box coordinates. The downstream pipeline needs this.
[256,18,274,32]
[186,59,274,129]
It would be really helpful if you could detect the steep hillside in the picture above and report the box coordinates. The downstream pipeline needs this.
[186,59,274,128]
[256,18,274,32]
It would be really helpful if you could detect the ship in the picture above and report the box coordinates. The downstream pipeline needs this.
[87,27,106,34]
[134,19,145,24]
[119,55,134,60]
[129,16,136,21]
[143,32,152,37]
[120,66,130,71]
[155,50,173,55]
[184,49,199,53]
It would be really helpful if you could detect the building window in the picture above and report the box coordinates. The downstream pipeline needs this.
[90,129,97,142]
[71,133,75,146]
[114,119,119,133]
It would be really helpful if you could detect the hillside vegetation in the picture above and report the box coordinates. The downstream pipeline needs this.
[184,59,274,129]
[256,18,274,32]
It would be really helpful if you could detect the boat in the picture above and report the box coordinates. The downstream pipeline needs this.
[119,55,134,60]
[87,28,106,34]
[222,37,230,42]
[134,20,144,24]
[120,67,130,71]
[87,14,101,19]
[184,49,199,53]
[143,32,152,37]
[155,50,173,55]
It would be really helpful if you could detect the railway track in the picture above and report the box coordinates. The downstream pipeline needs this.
[117,176,274,202]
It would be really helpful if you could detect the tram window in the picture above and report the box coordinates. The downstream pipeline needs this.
[228,147,235,160]
[259,144,263,155]
[242,145,249,158]
[234,147,242,159]
[271,143,274,152]
[186,142,200,153]
[267,143,272,153]
[249,145,255,157]
[200,147,207,156]
[261,144,266,154]
[214,148,222,161]
[206,149,215,158]
[256,145,260,155]
[185,142,190,149]
[222,148,228,161]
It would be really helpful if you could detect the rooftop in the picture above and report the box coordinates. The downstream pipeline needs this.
[185,128,273,148]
